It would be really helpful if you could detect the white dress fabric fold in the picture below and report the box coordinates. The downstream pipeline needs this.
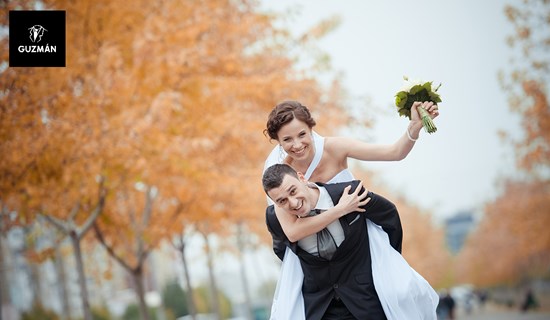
[268,247,305,320]
[367,219,439,319]
[264,132,438,320]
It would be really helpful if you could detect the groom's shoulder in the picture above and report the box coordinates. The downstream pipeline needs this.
[322,179,361,192]
[265,204,276,221]
[265,205,283,234]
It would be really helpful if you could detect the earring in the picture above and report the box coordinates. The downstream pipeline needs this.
[278,144,285,162]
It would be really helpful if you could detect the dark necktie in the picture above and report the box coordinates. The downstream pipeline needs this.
[308,209,337,260]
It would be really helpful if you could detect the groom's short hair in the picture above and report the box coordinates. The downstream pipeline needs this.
[262,164,299,195]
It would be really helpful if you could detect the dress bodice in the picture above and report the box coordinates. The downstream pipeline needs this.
[327,169,354,184]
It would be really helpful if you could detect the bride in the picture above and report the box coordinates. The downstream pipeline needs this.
[263,100,439,320]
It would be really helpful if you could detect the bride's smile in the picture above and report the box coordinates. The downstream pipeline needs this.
[291,146,308,157]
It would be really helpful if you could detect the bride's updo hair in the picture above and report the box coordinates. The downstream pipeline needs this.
[265,100,316,140]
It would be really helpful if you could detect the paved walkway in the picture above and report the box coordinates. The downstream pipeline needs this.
[453,304,550,320]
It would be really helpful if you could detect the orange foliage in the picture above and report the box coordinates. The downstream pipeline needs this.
[456,180,550,286]
[24,247,55,264]
[0,0,351,266]
[516,81,550,172]
[455,0,550,287]
[501,0,550,174]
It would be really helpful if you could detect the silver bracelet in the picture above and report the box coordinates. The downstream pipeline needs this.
[406,127,418,142]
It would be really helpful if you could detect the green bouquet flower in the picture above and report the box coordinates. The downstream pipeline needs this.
[395,76,442,134]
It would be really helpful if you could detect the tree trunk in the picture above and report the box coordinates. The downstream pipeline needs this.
[42,190,105,320]
[236,223,254,320]
[29,261,44,306]
[70,231,92,320]
[0,233,9,320]
[55,243,72,320]
[25,226,44,307]
[202,233,221,320]
[147,258,167,320]
[178,239,197,320]
[93,217,153,320]
[131,267,150,320]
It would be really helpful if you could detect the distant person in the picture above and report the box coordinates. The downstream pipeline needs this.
[436,291,450,319]
[440,291,455,320]
[464,291,474,315]
[476,289,488,309]
[520,288,539,312]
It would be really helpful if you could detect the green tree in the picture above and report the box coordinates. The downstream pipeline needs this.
[193,286,232,319]
[162,281,190,318]
[21,303,60,320]
[91,305,113,320]
[122,304,157,320]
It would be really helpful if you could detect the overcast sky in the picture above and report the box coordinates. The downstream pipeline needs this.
[260,0,523,222]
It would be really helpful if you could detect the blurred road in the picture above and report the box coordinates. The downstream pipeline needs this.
[458,312,550,319]
[454,303,550,320]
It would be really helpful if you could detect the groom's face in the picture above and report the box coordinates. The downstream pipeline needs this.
[267,173,315,217]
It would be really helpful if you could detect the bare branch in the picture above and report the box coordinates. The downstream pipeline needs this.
[42,214,70,235]
[142,185,156,227]
[78,180,107,239]
[93,223,133,273]
[68,201,81,222]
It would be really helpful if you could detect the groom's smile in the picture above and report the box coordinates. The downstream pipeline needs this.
[268,173,319,217]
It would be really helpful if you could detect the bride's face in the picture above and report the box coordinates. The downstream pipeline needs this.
[277,118,314,161]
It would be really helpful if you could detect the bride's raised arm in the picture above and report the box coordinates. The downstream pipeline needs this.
[327,102,439,163]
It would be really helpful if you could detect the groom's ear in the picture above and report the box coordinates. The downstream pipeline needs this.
[297,171,307,183]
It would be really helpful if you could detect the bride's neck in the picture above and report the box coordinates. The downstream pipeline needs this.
[287,153,315,173]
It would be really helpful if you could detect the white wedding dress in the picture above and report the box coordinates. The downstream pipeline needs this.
[264,132,438,320]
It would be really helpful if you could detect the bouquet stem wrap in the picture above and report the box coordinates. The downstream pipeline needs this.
[418,107,437,133]
[395,77,442,134]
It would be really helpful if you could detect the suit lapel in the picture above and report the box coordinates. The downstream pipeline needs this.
[322,180,362,226]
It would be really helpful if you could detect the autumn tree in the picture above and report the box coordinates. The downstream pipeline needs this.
[456,0,550,287]
[8,0,351,317]
[170,232,198,320]
[1,1,357,320]
[500,0,550,175]
[85,1,353,318]
[0,204,20,316]
[457,180,550,286]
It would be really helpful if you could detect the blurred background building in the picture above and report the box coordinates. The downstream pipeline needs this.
[444,211,477,255]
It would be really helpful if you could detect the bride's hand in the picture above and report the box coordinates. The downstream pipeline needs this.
[411,101,439,123]
[334,181,371,216]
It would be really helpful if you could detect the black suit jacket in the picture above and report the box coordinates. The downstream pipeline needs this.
[265,180,403,320]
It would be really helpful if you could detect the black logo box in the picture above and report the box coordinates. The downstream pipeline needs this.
[9,10,66,67]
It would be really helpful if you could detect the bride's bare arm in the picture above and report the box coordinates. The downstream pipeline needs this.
[276,182,370,242]
[328,102,438,162]
[275,205,344,242]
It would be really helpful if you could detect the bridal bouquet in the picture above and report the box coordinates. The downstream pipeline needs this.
[394,76,442,134]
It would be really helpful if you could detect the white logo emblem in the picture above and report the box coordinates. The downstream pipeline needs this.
[28,25,47,43]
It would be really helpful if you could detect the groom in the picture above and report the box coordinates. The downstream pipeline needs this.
[262,164,403,320]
